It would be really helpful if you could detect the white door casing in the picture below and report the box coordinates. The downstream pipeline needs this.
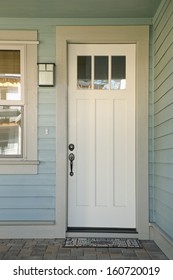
[56,26,149,239]
[68,44,136,229]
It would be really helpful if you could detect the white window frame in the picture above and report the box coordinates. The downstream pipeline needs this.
[0,30,39,174]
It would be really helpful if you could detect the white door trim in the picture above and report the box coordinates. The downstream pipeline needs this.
[56,26,149,239]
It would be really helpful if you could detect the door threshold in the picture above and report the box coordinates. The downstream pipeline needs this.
[67,227,138,234]
[66,228,139,239]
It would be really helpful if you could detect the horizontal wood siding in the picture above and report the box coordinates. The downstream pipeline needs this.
[153,0,173,239]
[0,15,164,227]
[0,22,56,222]
[0,17,152,226]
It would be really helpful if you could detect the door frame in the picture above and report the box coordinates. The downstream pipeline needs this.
[56,26,149,239]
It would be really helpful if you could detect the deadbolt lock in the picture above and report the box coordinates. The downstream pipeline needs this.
[69,144,75,151]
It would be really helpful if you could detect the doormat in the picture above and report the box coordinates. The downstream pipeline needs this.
[64,238,142,248]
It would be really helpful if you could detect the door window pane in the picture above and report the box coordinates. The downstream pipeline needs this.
[0,50,21,100]
[77,56,91,89]
[0,106,22,156]
[94,56,108,89]
[111,56,126,90]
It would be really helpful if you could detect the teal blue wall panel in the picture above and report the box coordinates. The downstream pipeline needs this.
[38,115,56,127]
[155,150,173,164]
[0,197,55,209]
[38,151,56,162]
[0,22,56,221]
[0,174,55,186]
[39,104,56,115]
[0,209,54,221]
[0,185,55,197]
[38,162,56,174]
[152,0,173,239]
[38,139,56,150]
[0,13,163,224]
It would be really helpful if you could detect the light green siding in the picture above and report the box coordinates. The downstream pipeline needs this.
[0,9,171,232]
[152,0,173,239]
[0,21,56,222]
[0,18,152,223]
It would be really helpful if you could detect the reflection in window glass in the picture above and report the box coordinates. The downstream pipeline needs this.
[77,56,91,89]
[0,50,21,100]
[94,56,108,89]
[111,56,126,90]
[0,106,22,156]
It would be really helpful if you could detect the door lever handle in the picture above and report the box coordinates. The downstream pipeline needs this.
[69,153,75,176]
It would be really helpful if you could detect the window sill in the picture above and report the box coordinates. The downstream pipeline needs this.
[0,160,39,174]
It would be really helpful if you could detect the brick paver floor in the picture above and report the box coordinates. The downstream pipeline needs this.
[0,239,168,260]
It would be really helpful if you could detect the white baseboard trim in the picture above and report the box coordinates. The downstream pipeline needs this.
[149,223,173,260]
[0,224,65,239]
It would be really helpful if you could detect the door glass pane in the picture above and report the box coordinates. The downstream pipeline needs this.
[111,56,126,90]
[0,106,22,156]
[0,50,21,101]
[77,56,91,89]
[94,56,108,89]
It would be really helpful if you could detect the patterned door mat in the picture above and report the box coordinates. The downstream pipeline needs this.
[64,238,142,248]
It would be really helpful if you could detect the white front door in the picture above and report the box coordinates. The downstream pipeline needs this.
[68,44,136,230]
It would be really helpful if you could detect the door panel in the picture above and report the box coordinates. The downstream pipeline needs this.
[76,99,90,206]
[68,44,136,229]
[95,99,113,207]
[114,99,128,207]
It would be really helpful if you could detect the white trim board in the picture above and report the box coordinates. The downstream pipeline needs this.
[0,225,59,239]
[56,26,149,239]
[150,223,173,260]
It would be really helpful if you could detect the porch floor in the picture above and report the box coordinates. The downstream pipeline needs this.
[0,239,168,259]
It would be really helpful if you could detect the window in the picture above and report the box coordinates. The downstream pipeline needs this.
[0,106,23,156]
[111,56,126,89]
[0,48,23,157]
[0,31,38,174]
[77,56,91,89]
[77,55,126,90]
[94,56,108,89]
